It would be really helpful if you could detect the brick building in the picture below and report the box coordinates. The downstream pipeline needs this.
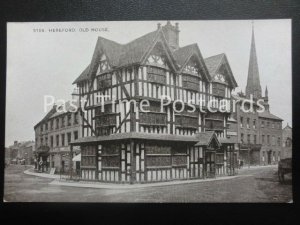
[70,21,239,184]
[34,96,82,173]
[229,25,283,166]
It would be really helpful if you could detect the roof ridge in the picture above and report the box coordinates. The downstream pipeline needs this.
[123,30,158,46]
[97,36,123,46]
[204,53,225,60]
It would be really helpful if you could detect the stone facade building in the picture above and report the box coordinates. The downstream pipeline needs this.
[34,98,82,173]
[281,123,292,159]
[5,140,35,165]
[70,21,239,184]
[229,25,283,166]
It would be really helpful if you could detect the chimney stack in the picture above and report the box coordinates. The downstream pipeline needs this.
[162,21,180,51]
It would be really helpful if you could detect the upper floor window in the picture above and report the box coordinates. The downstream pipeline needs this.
[67,114,72,126]
[61,134,65,146]
[254,135,257,144]
[261,121,264,128]
[277,137,281,146]
[147,67,166,84]
[74,112,79,124]
[240,117,243,128]
[45,123,48,130]
[267,135,270,145]
[272,123,275,128]
[50,120,53,130]
[67,133,71,145]
[262,135,265,144]
[246,118,250,129]
[267,121,270,128]
[61,116,65,128]
[253,120,256,129]
[182,74,199,92]
[286,138,292,147]
[56,118,59,129]
[74,131,78,140]
[41,125,43,132]
[241,133,244,143]
[50,136,53,147]
[212,83,225,97]
[97,73,112,90]
[56,135,59,146]
[247,134,251,144]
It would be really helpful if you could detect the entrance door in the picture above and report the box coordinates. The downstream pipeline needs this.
[189,146,204,178]
[205,151,216,178]
[61,160,65,173]
[267,151,272,165]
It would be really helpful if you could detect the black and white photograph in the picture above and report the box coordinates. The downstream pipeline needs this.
[4,20,292,203]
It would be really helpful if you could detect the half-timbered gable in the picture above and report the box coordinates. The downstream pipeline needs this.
[70,22,238,183]
[204,53,238,138]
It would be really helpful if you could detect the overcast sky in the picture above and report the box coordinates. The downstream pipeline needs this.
[6,20,291,146]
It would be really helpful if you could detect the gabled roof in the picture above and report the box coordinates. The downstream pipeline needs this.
[72,64,90,84]
[258,111,283,121]
[97,36,123,67]
[173,44,197,66]
[34,106,57,129]
[194,131,221,147]
[204,53,238,88]
[73,23,212,84]
[72,23,237,90]
[283,124,292,130]
[204,53,224,76]
[173,43,211,82]
[119,30,159,67]
[34,101,79,129]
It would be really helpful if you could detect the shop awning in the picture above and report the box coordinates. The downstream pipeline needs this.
[72,153,81,162]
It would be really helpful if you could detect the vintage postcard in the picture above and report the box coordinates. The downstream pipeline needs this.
[4,20,292,202]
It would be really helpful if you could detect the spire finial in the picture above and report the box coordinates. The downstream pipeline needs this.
[246,19,262,99]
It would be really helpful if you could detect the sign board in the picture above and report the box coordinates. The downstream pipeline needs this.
[49,168,56,175]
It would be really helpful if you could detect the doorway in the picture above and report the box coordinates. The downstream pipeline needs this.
[205,151,216,178]
[267,151,272,165]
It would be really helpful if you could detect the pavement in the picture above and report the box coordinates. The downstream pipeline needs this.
[4,164,292,202]
[50,174,253,190]
[24,167,60,179]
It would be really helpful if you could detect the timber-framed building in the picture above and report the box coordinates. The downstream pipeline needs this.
[71,21,238,183]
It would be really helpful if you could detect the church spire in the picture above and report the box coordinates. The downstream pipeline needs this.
[265,85,268,98]
[246,21,262,99]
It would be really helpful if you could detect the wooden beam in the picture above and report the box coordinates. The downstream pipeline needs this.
[70,144,73,179]
[114,109,131,133]
[115,69,130,99]
[80,109,97,136]
[130,140,135,184]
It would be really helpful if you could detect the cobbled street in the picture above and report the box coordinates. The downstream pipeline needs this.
[4,165,292,202]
